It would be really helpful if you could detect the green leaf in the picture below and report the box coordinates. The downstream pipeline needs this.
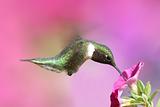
[150,89,160,100]
[131,91,142,100]
[122,101,143,107]
[121,98,136,107]
[136,97,144,103]
[156,98,160,107]
[137,80,145,94]
[130,99,144,106]
[144,81,151,96]
[121,97,143,107]
[151,102,154,107]
[142,93,148,101]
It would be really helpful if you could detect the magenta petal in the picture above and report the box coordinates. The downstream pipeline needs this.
[110,62,144,107]
[110,89,120,107]
[124,62,144,85]
[113,62,144,91]
[113,76,126,91]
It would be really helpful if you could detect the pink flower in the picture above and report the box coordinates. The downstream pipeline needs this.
[110,62,144,107]
[110,89,120,107]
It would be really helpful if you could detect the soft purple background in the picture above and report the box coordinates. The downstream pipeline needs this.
[1,0,160,107]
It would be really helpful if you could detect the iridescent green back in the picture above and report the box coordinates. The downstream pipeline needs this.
[56,39,88,73]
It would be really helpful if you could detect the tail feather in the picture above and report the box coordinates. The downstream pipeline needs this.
[20,59,34,62]
[20,58,42,64]
[20,58,62,73]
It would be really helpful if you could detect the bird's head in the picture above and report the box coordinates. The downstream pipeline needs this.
[90,42,122,74]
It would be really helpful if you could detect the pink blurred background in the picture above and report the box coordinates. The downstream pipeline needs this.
[1,0,160,107]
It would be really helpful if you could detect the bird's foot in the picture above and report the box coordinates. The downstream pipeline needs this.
[67,72,73,76]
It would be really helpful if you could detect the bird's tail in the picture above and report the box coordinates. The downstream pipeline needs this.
[20,57,62,73]
[20,58,45,64]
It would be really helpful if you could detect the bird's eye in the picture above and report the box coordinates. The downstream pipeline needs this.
[106,56,111,61]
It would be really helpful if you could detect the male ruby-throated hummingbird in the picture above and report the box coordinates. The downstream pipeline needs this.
[21,36,121,76]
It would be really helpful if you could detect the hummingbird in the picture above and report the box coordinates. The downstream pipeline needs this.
[21,36,121,76]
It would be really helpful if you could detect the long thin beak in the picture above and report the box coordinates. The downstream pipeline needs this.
[114,66,122,75]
